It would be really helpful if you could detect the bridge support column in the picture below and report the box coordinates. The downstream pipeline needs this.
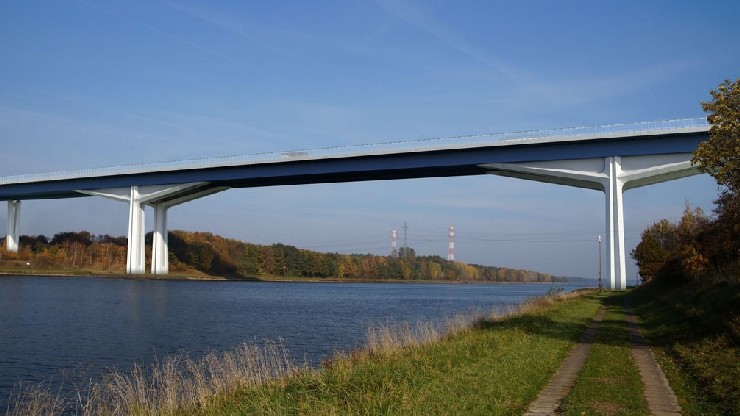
[6,200,21,253]
[126,186,146,274]
[151,204,168,275]
[480,153,699,290]
[605,157,627,290]
[79,183,227,275]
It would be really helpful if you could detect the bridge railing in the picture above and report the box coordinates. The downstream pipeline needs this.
[0,118,709,185]
[317,117,710,153]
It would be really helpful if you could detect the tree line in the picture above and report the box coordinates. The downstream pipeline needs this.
[631,79,739,283]
[0,229,561,283]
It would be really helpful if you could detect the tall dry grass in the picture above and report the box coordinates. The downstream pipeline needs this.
[83,340,298,415]
[5,382,67,416]
[6,287,591,415]
[5,340,299,416]
[360,287,591,358]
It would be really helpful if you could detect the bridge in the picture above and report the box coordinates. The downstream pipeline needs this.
[0,118,709,289]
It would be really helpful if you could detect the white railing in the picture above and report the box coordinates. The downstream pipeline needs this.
[0,118,709,185]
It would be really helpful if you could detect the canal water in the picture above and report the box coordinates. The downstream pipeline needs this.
[0,275,590,406]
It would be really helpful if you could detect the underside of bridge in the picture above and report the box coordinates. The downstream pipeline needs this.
[480,153,698,290]
[4,153,698,290]
[2,119,709,290]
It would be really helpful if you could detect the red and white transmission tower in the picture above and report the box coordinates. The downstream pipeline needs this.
[447,225,455,261]
[391,228,398,257]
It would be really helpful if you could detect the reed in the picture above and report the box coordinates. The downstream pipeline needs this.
[5,340,299,416]
[359,287,589,360]
[5,382,66,416]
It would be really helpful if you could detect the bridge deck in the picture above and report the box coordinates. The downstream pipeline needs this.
[0,118,708,201]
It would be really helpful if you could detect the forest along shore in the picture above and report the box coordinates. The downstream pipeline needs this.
[0,229,570,283]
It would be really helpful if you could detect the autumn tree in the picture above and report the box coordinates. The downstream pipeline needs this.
[693,78,740,272]
[19,235,49,253]
[631,219,678,282]
[693,78,740,192]
[3,227,557,281]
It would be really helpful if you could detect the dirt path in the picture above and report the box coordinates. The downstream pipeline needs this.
[525,295,683,415]
[523,306,606,415]
[624,300,682,415]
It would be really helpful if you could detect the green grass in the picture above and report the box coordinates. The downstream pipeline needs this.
[560,292,647,416]
[191,293,602,415]
[627,279,740,415]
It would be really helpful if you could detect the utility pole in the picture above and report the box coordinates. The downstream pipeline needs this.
[598,235,602,291]
[403,221,408,258]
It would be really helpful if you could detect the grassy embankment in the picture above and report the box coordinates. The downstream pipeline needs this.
[628,279,739,415]
[167,281,739,415]
[192,291,601,415]
[560,279,739,416]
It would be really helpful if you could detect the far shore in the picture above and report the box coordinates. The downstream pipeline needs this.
[0,267,587,285]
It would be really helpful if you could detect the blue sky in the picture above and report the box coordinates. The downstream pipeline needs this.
[1,1,737,279]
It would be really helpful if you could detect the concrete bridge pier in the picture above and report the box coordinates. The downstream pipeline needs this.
[80,183,225,275]
[126,186,146,274]
[5,200,21,252]
[145,186,227,275]
[151,204,169,275]
[481,153,698,290]
[605,156,627,290]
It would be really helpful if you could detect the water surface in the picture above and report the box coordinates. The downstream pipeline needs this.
[0,276,590,405]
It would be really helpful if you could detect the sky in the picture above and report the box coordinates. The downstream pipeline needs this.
[1,1,738,279]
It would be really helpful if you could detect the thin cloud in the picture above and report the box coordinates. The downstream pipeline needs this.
[0,107,189,172]
[374,1,701,113]
[373,0,524,80]
[521,60,703,108]
[79,0,267,75]
[160,0,279,52]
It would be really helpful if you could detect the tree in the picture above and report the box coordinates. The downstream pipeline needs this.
[693,79,740,273]
[693,78,740,192]
[398,246,416,260]
[50,231,93,246]
[631,219,678,282]
[19,235,49,253]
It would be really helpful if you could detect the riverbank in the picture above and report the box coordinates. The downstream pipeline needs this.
[0,261,236,280]
[7,288,597,415]
[189,280,738,415]
[192,289,601,415]
[8,279,735,415]
[0,265,585,285]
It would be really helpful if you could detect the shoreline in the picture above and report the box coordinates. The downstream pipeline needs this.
[3,276,734,414]
[0,269,589,285]
[3,287,595,415]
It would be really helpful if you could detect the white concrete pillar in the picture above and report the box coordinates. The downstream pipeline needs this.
[126,186,146,274]
[81,183,226,275]
[605,157,627,290]
[6,200,21,253]
[151,204,169,274]
[481,153,698,291]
